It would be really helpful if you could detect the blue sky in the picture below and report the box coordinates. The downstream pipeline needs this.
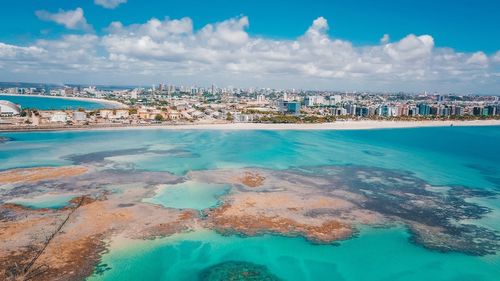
[1,0,498,52]
[0,0,499,93]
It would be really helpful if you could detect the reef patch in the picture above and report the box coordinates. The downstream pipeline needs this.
[198,261,283,281]
[0,166,88,185]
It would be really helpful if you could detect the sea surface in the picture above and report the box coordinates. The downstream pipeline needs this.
[0,94,117,110]
[1,126,499,280]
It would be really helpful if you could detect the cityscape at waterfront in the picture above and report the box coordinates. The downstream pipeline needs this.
[1,84,499,130]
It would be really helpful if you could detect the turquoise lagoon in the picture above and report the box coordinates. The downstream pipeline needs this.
[1,126,499,280]
[0,94,118,110]
[143,181,229,210]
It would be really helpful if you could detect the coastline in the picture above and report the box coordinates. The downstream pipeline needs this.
[1,119,499,132]
[0,93,128,109]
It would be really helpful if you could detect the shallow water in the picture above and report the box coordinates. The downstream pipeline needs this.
[2,127,499,190]
[143,181,229,210]
[1,126,499,280]
[6,193,77,209]
[88,228,500,281]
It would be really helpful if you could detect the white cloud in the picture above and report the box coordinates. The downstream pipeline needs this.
[106,17,193,38]
[466,51,488,66]
[1,16,499,93]
[199,16,250,46]
[0,43,45,58]
[383,34,434,61]
[492,51,500,63]
[94,0,127,9]
[380,34,390,44]
[35,8,92,31]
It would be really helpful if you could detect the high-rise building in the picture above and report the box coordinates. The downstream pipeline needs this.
[344,104,356,115]
[287,101,301,116]
[454,106,463,116]
[356,107,369,117]
[485,105,496,116]
[418,104,431,115]
[441,107,451,116]
[279,100,300,116]
[473,107,483,116]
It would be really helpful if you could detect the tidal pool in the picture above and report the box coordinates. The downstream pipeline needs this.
[6,193,77,209]
[143,181,229,210]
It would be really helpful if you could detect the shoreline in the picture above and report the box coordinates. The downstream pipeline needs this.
[0,119,499,132]
[0,93,128,109]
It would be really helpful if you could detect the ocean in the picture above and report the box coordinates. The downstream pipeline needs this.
[0,126,499,280]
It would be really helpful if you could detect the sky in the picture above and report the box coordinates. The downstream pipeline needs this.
[0,0,499,94]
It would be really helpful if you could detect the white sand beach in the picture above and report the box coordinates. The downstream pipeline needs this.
[82,119,500,131]
[1,118,499,132]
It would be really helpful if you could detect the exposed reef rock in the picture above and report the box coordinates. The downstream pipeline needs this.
[238,172,266,188]
[0,166,88,185]
[0,166,197,280]
[206,203,353,243]
[191,166,500,256]
[1,161,499,280]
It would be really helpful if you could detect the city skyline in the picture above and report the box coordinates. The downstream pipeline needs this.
[0,0,499,94]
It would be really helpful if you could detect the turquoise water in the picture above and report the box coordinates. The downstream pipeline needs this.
[143,181,229,210]
[1,126,499,280]
[88,228,500,281]
[0,94,116,110]
[6,193,77,209]
[1,127,498,189]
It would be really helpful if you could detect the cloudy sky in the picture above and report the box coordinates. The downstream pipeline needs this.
[0,0,499,94]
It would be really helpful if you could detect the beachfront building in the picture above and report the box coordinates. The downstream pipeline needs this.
[332,107,347,116]
[50,112,68,123]
[73,111,87,122]
[166,110,181,120]
[0,100,21,116]
[99,109,130,120]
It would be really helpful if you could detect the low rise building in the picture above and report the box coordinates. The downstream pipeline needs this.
[0,100,21,116]
[50,112,68,123]
[73,111,87,122]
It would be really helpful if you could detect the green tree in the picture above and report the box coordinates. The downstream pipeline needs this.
[154,114,164,121]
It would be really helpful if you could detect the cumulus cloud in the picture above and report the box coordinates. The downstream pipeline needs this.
[1,16,499,93]
[94,0,127,9]
[466,51,488,66]
[35,8,92,31]
[493,51,500,63]
[383,34,434,61]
